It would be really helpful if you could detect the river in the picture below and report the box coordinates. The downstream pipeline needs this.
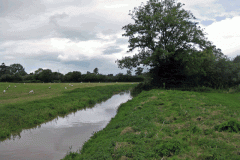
[0,91,132,160]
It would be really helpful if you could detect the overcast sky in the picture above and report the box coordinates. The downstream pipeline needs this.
[1,0,240,75]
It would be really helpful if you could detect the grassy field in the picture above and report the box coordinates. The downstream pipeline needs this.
[0,82,134,106]
[63,89,240,160]
[0,82,136,141]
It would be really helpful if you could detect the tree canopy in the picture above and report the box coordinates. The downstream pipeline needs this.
[116,0,228,88]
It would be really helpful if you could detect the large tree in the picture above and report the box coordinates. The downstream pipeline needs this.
[116,0,224,88]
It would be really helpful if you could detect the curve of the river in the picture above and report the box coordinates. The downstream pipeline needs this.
[0,91,132,160]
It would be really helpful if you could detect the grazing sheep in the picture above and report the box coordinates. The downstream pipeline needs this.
[6,87,8,90]
[71,85,73,86]
[81,82,82,83]
[49,87,51,89]
[9,85,10,87]
[65,87,67,89]
[24,83,25,84]
[3,90,6,94]
[29,90,34,94]
[15,86,16,88]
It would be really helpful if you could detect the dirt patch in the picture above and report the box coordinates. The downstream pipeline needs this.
[210,110,221,116]
[120,127,134,135]
[114,142,132,152]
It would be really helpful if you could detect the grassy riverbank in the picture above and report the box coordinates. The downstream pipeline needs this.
[0,83,136,141]
[63,89,240,159]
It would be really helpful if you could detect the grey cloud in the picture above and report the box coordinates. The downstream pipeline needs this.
[103,46,123,55]
[56,26,100,41]
[63,61,90,68]
[0,0,46,19]
[49,13,69,26]
[115,38,128,45]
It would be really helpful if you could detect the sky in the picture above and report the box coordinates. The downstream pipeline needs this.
[1,0,240,75]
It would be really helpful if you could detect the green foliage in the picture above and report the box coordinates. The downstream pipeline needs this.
[214,120,240,133]
[154,139,183,157]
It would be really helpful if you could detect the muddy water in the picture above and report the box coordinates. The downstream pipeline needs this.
[0,91,132,160]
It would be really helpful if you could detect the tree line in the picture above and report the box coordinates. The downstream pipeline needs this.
[116,0,240,90]
[0,63,144,83]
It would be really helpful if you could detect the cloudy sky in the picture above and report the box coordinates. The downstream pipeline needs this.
[1,0,240,75]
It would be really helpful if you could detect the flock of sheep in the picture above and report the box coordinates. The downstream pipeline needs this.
[2,83,76,94]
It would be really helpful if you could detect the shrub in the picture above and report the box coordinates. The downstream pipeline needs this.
[154,139,183,157]
[214,120,240,133]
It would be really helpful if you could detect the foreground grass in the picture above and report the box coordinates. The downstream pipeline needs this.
[63,89,240,160]
[0,84,136,141]
[0,82,134,106]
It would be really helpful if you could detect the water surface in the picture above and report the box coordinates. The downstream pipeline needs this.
[0,92,132,160]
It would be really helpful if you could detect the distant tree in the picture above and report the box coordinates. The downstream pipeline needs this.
[135,67,144,76]
[0,63,8,76]
[9,64,27,76]
[93,68,99,75]
[126,70,132,76]
[34,68,43,75]
[39,69,53,82]
[233,55,240,63]
[87,71,91,74]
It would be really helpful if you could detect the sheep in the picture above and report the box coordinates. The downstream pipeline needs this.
[15,86,16,88]
[6,87,8,90]
[24,83,25,84]
[71,85,73,86]
[3,90,6,94]
[65,87,67,89]
[81,82,82,83]
[29,90,34,94]
[9,85,10,87]
[49,87,51,89]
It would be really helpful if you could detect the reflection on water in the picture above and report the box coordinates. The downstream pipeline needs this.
[0,91,132,160]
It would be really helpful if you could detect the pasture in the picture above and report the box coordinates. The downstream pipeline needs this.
[0,82,134,106]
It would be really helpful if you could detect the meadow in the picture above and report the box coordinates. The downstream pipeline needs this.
[0,82,136,141]
[63,88,240,160]
[0,82,134,106]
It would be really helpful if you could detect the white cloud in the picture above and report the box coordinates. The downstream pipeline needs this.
[205,16,240,57]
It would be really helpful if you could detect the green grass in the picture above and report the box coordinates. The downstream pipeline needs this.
[63,89,240,160]
[0,82,135,106]
[0,83,136,141]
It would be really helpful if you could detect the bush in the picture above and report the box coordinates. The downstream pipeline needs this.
[154,139,183,157]
[214,120,240,133]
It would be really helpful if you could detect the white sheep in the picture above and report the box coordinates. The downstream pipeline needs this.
[49,87,51,89]
[6,87,8,90]
[3,90,6,94]
[71,85,73,86]
[81,82,82,83]
[24,83,25,84]
[15,86,16,88]
[65,87,67,89]
[9,85,10,87]
[29,90,34,94]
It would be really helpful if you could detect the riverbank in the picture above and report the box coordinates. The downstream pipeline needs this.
[63,89,240,159]
[0,84,136,141]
